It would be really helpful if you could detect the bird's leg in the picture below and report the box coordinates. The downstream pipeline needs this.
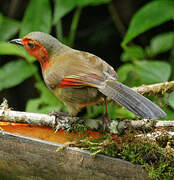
[103,97,110,131]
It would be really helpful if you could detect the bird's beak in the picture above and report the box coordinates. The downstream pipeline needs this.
[9,39,23,46]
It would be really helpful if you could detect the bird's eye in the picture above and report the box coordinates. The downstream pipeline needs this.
[28,42,35,49]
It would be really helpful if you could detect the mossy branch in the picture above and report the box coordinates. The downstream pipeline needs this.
[0,81,174,133]
[133,81,174,94]
[0,105,173,135]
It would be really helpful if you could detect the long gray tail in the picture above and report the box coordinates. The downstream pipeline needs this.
[98,80,167,119]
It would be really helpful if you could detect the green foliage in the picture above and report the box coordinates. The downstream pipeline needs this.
[53,0,111,25]
[0,41,37,91]
[117,61,171,87]
[0,60,37,91]
[119,1,174,120]
[168,92,174,109]
[77,0,111,6]
[0,42,34,62]
[85,102,135,120]
[20,0,52,37]
[26,76,66,113]
[53,0,111,46]
[117,64,134,83]
[121,45,145,62]
[135,61,171,84]
[78,134,174,179]
[150,32,174,56]
[0,15,20,41]
[122,0,174,46]
[53,0,76,25]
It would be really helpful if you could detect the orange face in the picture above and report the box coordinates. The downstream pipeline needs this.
[22,38,49,67]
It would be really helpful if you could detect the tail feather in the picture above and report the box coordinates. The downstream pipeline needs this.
[98,80,167,119]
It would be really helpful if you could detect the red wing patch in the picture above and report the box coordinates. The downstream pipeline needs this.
[57,73,104,88]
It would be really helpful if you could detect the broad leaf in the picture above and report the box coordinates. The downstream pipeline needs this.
[20,0,51,37]
[117,64,134,83]
[0,42,35,62]
[135,61,171,84]
[53,0,76,25]
[168,92,174,109]
[150,32,174,55]
[0,60,37,91]
[122,0,174,45]
[77,0,111,6]
[163,107,174,120]
[122,45,145,61]
[0,16,20,41]
[53,0,111,25]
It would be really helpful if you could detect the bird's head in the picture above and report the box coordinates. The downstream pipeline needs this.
[10,32,65,69]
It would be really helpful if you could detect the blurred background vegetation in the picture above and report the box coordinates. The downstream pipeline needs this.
[0,0,174,120]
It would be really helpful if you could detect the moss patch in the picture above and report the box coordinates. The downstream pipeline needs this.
[73,130,174,180]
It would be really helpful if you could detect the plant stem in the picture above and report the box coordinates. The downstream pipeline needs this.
[56,19,64,43]
[68,6,82,47]
[108,0,126,38]
[169,48,174,80]
[34,72,42,82]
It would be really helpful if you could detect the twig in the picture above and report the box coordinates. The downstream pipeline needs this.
[0,109,56,128]
[133,81,174,95]
[155,120,174,127]
[136,131,174,141]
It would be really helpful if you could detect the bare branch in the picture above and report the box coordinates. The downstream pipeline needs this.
[0,109,55,127]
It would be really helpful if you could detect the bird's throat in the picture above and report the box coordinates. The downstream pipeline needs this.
[22,38,50,70]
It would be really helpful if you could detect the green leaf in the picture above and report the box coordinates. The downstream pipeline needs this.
[150,32,174,55]
[26,77,66,113]
[0,60,37,91]
[162,106,174,120]
[135,61,171,84]
[53,0,76,25]
[53,0,111,25]
[85,105,105,119]
[114,106,136,119]
[117,64,134,83]
[20,0,51,37]
[168,92,174,109]
[122,0,174,46]
[0,42,35,62]
[0,16,20,41]
[77,0,111,6]
[108,103,136,119]
[122,45,145,61]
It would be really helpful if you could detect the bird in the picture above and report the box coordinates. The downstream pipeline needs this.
[10,31,167,126]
